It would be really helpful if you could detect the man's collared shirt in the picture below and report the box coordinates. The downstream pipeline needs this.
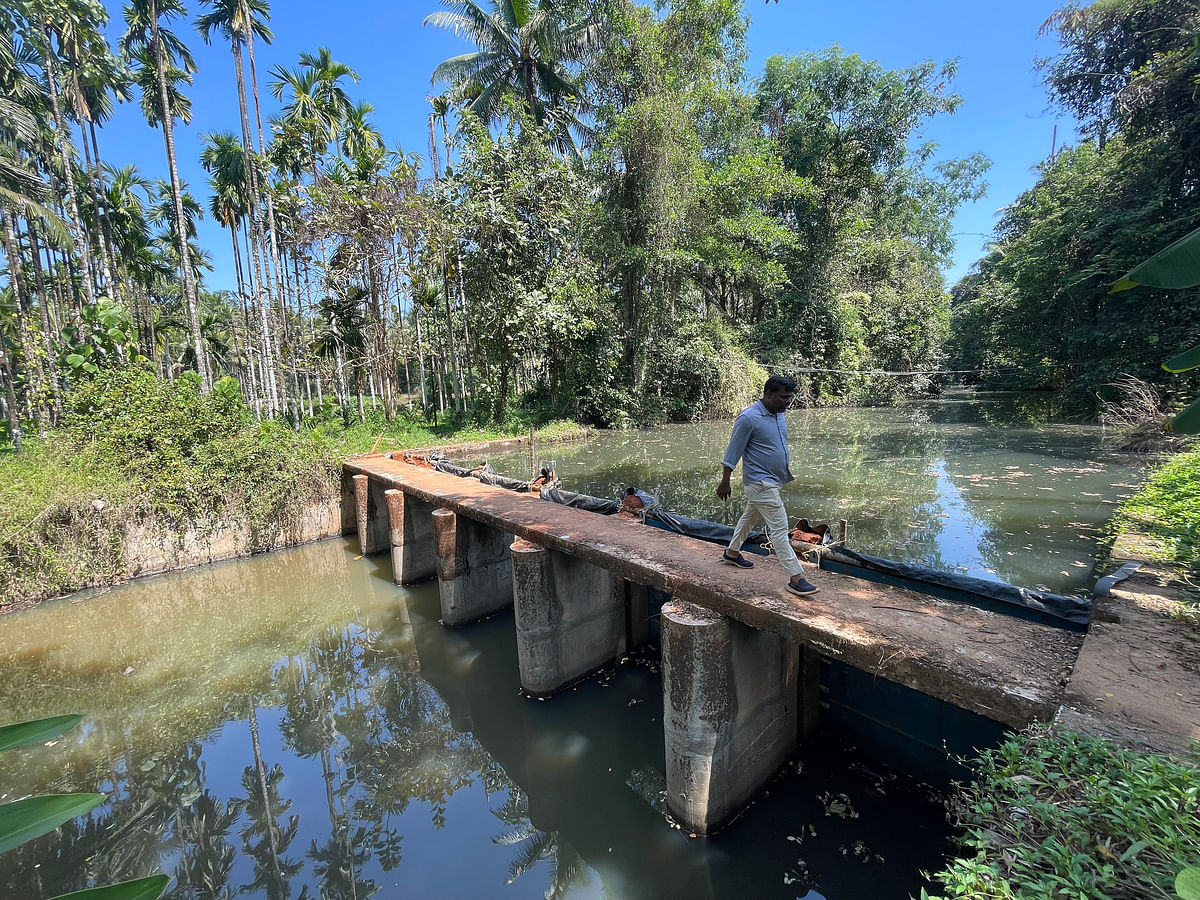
[721,400,794,486]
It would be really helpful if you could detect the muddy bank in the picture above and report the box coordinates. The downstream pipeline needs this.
[1,495,344,615]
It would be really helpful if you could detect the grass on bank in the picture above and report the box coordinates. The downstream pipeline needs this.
[0,370,583,608]
[925,727,1200,900]
[1107,448,1200,575]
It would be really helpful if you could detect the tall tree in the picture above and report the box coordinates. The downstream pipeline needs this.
[424,0,597,153]
[197,0,281,413]
[122,0,211,390]
[21,0,105,310]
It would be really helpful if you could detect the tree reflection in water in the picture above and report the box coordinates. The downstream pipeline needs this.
[491,787,589,899]
[0,533,960,900]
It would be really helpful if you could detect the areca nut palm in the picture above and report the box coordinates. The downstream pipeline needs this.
[424,0,596,152]
[269,47,358,178]
[122,0,211,390]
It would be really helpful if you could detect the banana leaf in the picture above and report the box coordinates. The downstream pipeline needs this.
[1113,225,1200,291]
[0,716,83,752]
[1163,343,1200,373]
[1167,395,1200,434]
[0,793,105,854]
[51,875,171,900]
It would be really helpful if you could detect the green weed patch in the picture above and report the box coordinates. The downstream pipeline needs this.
[926,728,1200,899]
[1109,450,1200,573]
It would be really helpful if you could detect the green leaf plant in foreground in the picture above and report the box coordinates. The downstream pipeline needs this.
[51,876,172,900]
[1112,225,1200,292]
[0,793,105,854]
[1179,867,1200,900]
[0,716,169,900]
[0,714,82,752]
[1113,224,1200,432]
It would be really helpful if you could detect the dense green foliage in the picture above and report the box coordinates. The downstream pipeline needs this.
[0,370,562,606]
[0,0,986,449]
[926,728,1200,900]
[949,0,1200,410]
[1108,449,1200,574]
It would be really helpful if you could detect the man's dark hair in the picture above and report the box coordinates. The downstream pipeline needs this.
[764,375,797,395]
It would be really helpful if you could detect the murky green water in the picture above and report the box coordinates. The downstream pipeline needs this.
[1,539,952,900]
[488,391,1150,595]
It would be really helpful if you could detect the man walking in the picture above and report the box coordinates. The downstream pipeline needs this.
[717,375,819,596]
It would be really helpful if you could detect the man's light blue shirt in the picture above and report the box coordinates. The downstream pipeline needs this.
[721,400,794,487]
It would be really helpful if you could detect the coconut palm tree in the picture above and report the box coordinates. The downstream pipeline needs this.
[121,0,211,390]
[424,0,597,153]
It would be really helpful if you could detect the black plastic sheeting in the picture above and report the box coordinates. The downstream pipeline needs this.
[539,489,770,549]
[541,486,1090,631]
[821,547,1092,631]
[431,456,539,493]
[644,509,769,550]
[540,487,621,514]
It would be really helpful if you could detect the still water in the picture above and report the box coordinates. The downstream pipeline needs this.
[1,539,951,900]
[489,391,1150,595]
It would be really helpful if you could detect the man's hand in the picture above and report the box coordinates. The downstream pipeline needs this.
[716,476,732,501]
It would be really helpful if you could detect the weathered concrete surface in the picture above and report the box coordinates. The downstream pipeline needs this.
[510,539,626,695]
[353,473,389,555]
[662,599,799,834]
[1056,561,1200,755]
[345,457,1081,727]
[432,508,514,625]
[121,497,342,579]
[383,488,436,584]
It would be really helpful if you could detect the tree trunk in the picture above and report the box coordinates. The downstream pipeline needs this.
[149,0,210,390]
[413,302,428,410]
[1,208,45,433]
[26,220,62,420]
[231,39,279,416]
[0,329,23,451]
[38,26,96,311]
[244,12,293,416]
[71,66,118,302]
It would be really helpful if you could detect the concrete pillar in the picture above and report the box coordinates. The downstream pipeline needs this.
[433,509,514,625]
[661,599,800,835]
[510,539,626,696]
[384,488,437,584]
[353,474,388,555]
[626,581,651,650]
[339,469,359,535]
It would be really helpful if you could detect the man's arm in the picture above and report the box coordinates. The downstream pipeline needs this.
[717,416,751,500]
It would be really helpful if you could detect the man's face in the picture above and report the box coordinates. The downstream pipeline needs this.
[763,389,795,414]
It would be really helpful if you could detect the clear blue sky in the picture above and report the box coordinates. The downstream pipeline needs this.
[95,0,1077,294]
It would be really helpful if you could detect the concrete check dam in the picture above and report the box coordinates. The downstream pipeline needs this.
[343,453,1081,835]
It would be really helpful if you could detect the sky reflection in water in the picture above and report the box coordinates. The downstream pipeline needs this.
[0,539,952,900]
